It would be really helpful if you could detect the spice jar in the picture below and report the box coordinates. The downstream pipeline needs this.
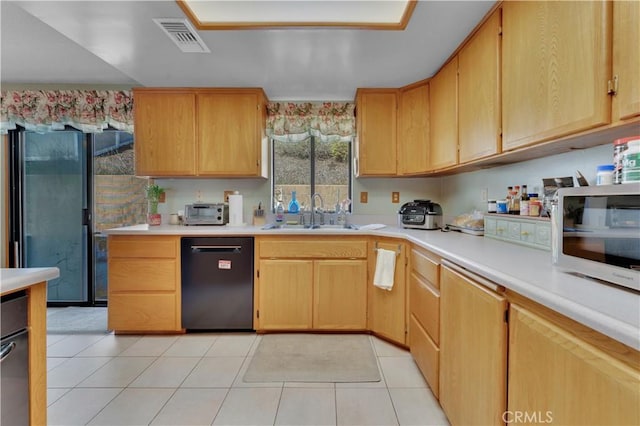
[487,199,497,213]
[596,164,615,186]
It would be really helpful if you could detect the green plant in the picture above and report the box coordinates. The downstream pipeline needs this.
[145,183,165,214]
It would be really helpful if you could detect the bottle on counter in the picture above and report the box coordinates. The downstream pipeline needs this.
[519,185,529,216]
[275,199,285,224]
[509,185,521,215]
[288,191,300,213]
[596,165,615,185]
[528,193,540,217]
[505,186,513,215]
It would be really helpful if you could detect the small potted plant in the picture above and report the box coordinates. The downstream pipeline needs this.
[146,183,165,226]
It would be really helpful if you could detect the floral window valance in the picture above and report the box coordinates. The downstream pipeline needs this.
[0,90,134,134]
[266,102,355,142]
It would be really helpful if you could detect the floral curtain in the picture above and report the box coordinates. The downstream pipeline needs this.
[266,102,355,142]
[0,90,134,134]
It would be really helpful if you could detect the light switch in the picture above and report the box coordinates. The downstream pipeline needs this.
[392,192,400,203]
[360,192,368,203]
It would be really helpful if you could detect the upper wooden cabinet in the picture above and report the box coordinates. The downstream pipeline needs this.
[355,89,398,176]
[197,90,267,176]
[133,88,267,178]
[429,57,458,170]
[398,81,430,175]
[134,90,197,176]
[502,1,611,151]
[458,9,502,163]
[612,0,640,122]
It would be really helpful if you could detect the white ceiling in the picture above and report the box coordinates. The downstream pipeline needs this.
[0,0,496,101]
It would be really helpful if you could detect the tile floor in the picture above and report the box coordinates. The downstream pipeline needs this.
[46,331,450,426]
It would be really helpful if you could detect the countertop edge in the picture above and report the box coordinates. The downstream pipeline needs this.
[1,267,60,295]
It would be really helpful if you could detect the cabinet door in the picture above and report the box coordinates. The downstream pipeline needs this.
[398,82,430,175]
[198,92,262,176]
[368,240,406,344]
[313,259,367,329]
[440,265,507,426]
[509,304,640,425]
[108,293,178,331]
[612,1,640,122]
[134,90,196,176]
[429,57,458,170]
[502,1,611,150]
[356,89,398,176]
[258,259,313,330]
[458,10,501,163]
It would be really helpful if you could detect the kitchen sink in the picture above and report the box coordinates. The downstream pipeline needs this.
[261,223,359,231]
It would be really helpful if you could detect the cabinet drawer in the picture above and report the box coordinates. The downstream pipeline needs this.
[484,218,497,235]
[410,272,440,344]
[259,238,367,258]
[109,259,177,292]
[410,314,440,398]
[410,248,440,288]
[519,222,536,244]
[108,293,178,331]
[109,236,178,258]
[535,224,551,247]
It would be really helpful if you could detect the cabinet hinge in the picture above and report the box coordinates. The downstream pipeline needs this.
[504,309,509,323]
[498,25,503,36]
[257,269,259,278]
[608,75,619,95]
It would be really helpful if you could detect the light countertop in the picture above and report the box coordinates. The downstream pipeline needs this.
[104,223,640,350]
[1,267,60,295]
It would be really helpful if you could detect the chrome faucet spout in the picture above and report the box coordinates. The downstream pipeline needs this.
[310,193,324,228]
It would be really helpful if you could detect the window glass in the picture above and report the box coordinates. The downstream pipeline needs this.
[272,137,351,212]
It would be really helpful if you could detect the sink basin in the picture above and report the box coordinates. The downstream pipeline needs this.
[261,223,359,231]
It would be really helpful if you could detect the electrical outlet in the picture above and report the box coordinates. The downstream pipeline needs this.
[196,190,202,202]
[360,192,368,203]
[392,192,400,203]
[481,188,488,202]
[224,190,234,202]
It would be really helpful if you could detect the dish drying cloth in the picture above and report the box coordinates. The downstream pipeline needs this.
[373,248,396,291]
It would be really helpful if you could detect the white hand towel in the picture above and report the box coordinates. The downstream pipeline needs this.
[373,248,396,291]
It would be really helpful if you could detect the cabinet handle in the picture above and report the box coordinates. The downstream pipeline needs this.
[521,231,530,236]
[0,342,16,363]
[607,75,619,95]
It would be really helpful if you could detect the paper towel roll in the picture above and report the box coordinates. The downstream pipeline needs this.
[228,193,244,226]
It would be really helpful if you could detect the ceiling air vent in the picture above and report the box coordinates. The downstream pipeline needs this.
[153,18,210,53]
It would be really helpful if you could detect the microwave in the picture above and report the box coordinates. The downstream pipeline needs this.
[553,183,640,292]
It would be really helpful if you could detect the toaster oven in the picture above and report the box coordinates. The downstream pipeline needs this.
[184,203,228,226]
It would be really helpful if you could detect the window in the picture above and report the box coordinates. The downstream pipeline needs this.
[272,136,351,213]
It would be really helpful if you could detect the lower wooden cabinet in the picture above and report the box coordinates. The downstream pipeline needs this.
[256,237,368,331]
[439,263,508,426]
[508,304,640,425]
[368,239,407,344]
[107,235,181,332]
[410,314,439,398]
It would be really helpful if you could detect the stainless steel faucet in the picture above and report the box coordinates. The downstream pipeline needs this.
[309,193,324,228]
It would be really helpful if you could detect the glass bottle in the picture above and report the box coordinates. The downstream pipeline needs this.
[511,185,521,215]
[288,191,300,214]
[505,186,513,215]
[519,185,529,216]
[275,199,285,224]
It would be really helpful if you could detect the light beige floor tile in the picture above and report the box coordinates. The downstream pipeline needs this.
[119,335,178,356]
[163,334,218,357]
[47,334,107,357]
[275,387,336,426]
[206,333,257,357]
[47,357,67,372]
[182,356,245,388]
[150,388,228,425]
[379,357,427,388]
[47,388,71,406]
[76,334,141,357]
[233,356,285,388]
[336,388,399,426]
[129,357,200,388]
[48,357,112,388]
[247,334,262,356]
[389,388,449,425]
[371,336,412,357]
[48,388,121,425]
[79,356,156,387]
[47,334,67,347]
[87,388,175,425]
[213,387,282,425]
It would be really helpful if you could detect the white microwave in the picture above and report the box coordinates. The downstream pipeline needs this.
[553,183,640,292]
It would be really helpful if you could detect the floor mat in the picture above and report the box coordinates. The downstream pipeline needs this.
[243,334,381,383]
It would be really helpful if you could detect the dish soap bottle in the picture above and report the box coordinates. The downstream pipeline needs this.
[275,199,285,224]
[288,191,300,214]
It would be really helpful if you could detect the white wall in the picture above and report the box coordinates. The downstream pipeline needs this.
[157,144,612,226]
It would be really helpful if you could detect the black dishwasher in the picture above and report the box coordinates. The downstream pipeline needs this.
[1,291,29,426]
[181,237,254,330]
